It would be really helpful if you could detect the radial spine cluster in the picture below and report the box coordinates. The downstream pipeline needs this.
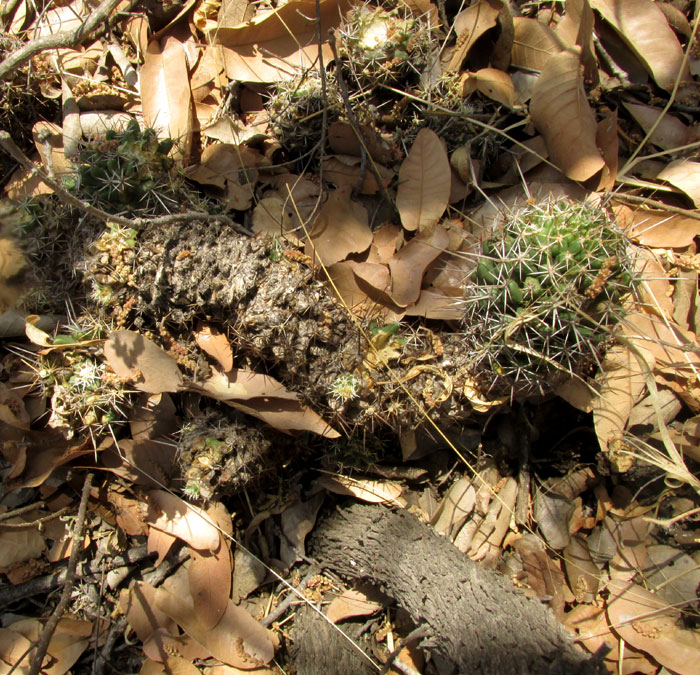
[462,198,635,396]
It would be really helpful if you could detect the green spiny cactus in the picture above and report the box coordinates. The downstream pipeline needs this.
[66,119,181,214]
[462,198,635,397]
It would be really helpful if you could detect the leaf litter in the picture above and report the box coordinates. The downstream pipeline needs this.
[0,0,700,673]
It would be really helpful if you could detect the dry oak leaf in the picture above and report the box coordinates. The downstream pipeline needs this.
[306,186,373,266]
[140,36,194,157]
[461,68,516,108]
[194,323,234,372]
[191,368,340,437]
[327,589,383,623]
[213,0,353,83]
[146,489,221,552]
[104,330,183,394]
[396,128,451,232]
[615,204,700,248]
[511,17,565,71]
[529,49,605,181]
[589,0,687,92]
[317,474,404,505]
[606,578,700,675]
[592,343,654,452]
[656,159,700,207]
[154,586,275,669]
[388,223,450,307]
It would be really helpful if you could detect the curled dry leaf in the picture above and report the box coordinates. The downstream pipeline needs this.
[656,159,700,207]
[431,476,476,536]
[140,36,193,157]
[306,186,373,266]
[529,50,605,181]
[615,204,700,248]
[317,474,404,505]
[154,588,275,669]
[592,344,653,452]
[606,578,700,674]
[590,0,686,91]
[327,588,383,623]
[462,69,516,108]
[104,331,183,394]
[146,490,221,552]
[447,0,502,72]
[388,224,450,307]
[511,17,564,71]
[213,0,352,83]
[396,128,451,232]
[194,323,234,372]
[191,368,340,437]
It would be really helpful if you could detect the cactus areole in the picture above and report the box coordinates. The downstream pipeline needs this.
[461,198,635,397]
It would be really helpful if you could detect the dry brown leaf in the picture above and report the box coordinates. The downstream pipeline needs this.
[129,393,178,442]
[306,186,373,265]
[431,476,475,536]
[448,0,502,72]
[623,102,696,152]
[146,490,221,552]
[656,159,700,207]
[279,493,324,567]
[404,289,464,320]
[318,474,404,505]
[388,224,450,307]
[107,488,149,537]
[615,204,700,247]
[511,17,564,71]
[396,128,450,232]
[555,0,596,82]
[188,538,232,630]
[529,50,605,181]
[563,534,601,603]
[635,249,674,320]
[590,0,687,91]
[214,0,352,82]
[621,309,700,375]
[327,589,382,624]
[154,588,275,668]
[194,323,234,372]
[606,578,700,674]
[40,618,92,675]
[140,37,193,157]
[322,155,394,195]
[104,330,183,394]
[191,369,340,437]
[592,344,653,451]
[462,68,516,108]
[0,518,46,569]
[101,437,178,488]
[140,656,201,675]
[119,582,179,644]
[0,626,32,672]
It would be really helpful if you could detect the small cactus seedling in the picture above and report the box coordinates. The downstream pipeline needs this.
[461,198,635,397]
[66,119,182,214]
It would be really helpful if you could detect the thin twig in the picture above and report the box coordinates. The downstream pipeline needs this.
[0,501,45,522]
[0,506,70,529]
[261,565,319,627]
[612,192,700,222]
[0,0,123,81]
[28,474,93,675]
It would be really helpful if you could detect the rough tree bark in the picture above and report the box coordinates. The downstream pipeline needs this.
[293,503,602,675]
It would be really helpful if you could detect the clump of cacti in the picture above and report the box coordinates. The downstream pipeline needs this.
[462,198,635,397]
[67,119,181,214]
[267,71,343,159]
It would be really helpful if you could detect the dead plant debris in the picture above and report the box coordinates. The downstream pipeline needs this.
[1,0,700,673]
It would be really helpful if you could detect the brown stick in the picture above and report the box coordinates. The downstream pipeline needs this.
[0,0,123,81]
[27,474,93,675]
